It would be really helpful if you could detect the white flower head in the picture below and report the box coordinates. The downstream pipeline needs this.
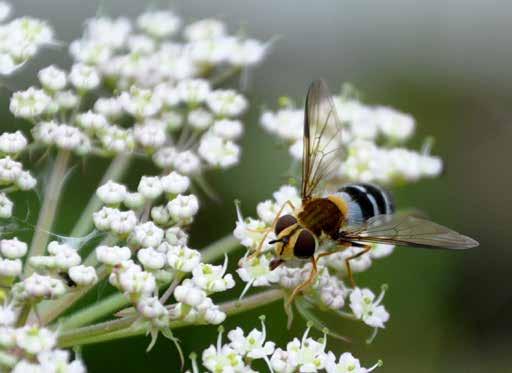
[0,258,22,277]
[69,63,100,90]
[137,247,166,270]
[132,221,164,248]
[0,131,28,154]
[16,170,37,191]
[0,237,27,259]
[198,135,240,169]
[161,171,190,196]
[227,317,275,359]
[349,287,390,329]
[16,325,56,354]
[0,192,13,218]
[137,10,181,38]
[192,256,235,293]
[184,19,226,41]
[38,65,67,91]
[10,87,51,118]
[166,245,200,272]
[173,278,206,306]
[207,89,247,117]
[120,86,163,118]
[97,180,127,205]
[68,265,98,286]
[138,175,163,200]
[167,194,199,222]
[96,245,131,266]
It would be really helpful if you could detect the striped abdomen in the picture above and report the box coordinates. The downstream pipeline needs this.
[336,183,394,227]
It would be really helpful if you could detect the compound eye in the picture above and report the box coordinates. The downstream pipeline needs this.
[293,229,316,258]
[275,214,297,235]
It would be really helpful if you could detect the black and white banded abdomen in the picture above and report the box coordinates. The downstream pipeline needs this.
[336,183,394,227]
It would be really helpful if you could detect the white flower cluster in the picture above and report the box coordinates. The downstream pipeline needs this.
[261,93,442,185]
[235,185,391,330]
[0,324,85,372]
[0,2,55,75]
[0,133,37,218]
[8,9,264,179]
[7,240,97,304]
[189,320,381,373]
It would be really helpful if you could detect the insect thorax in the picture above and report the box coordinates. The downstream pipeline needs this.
[297,197,344,239]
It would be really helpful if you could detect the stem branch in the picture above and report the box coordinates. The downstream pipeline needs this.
[25,150,71,275]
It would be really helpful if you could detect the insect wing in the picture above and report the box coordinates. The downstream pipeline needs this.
[341,213,479,250]
[302,79,345,200]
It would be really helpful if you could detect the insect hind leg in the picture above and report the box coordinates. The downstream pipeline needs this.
[344,243,372,288]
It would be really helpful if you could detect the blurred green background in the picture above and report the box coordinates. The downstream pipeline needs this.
[4,0,512,372]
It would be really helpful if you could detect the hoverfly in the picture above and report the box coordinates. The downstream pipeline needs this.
[256,79,478,302]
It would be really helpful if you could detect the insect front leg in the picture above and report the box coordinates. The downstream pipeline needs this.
[248,199,296,260]
[287,256,318,306]
[344,243,372,288]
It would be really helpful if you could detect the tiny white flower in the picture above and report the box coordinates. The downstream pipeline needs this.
[202,344,244,372]
[99,125,135,153]
[137,10,181,38]
[173,150,201,175]
[96,245,131,266]
[184,19,226,41]
[152,146,176,169]
[326,247,372,274]
[85,16,132,49]
[118,268,156,297]
[10,87,51,118]
[192,259,235,293]
[55,90,79,109]
[127,34,156,54]
[207,89,247,117]
[120,86,162,118]
[273,185,301,208]
[325,351,375,373]
[0,258,21,277]
[68,265,97,286]
[0,303,16,327]
[16,171,37,190]
[69,63,101,90]
[237,255,280,287]
[0,131,28,154]
[167,194,199,222]
[38,65,67,91]
[174,279,206,306]
[132,221,164,248]
[0,192,13,218]
[228,318,275,359]
[69,39,112,65]
[164,227,188,246]
[285,326,328,372]
[124,192,146,210]
[188,108,214,130]
[349,287,389,328]
[376,106,415,141]
[97,180,127,205]
[137,175,163,200]
[212,119,243,140]
[28,256,56,271]
[134,121,167,149]
[137,296,168,320]
[198,134,240,169]
[0,2,11,23]
[151,205,171,226]
[0,53,17,75]
[16,325,56,354]
[53,125,86,151]
[49,242,81,270]
[370,243,395,259]
[0,237,27,259]
[176,79,211,104]
[161,171,190,196]
[228,38,267,66]
[94,97,123,118]
[92,206,118,231]
[76,111,109,133]
[166,245,200,272]
[137,247,166,270]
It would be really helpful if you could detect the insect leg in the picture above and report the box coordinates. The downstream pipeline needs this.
[344,244,372,287]
[248,199,296,259]
[287,256,318,306]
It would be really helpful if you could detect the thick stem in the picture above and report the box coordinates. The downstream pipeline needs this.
[46,234,240,329]
[25,150,71,275]
[70,154,131,238]
[57,289,283,348]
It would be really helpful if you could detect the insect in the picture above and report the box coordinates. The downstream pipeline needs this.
[256,79,479,303]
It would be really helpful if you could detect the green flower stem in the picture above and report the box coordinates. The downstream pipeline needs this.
[57,289,283,348]
[70,154,132,238]
[25,150,71,275]
[211,66,242,87]
[48,234,240,330]
[0,351,16,368]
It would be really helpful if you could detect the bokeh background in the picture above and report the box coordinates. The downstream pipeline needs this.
[4,1,512,372]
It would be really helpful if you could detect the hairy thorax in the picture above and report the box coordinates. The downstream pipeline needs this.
[297,197,344,239]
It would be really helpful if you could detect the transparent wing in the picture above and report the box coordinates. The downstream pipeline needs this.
[302,79,346,200]
[341,213,479,250]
